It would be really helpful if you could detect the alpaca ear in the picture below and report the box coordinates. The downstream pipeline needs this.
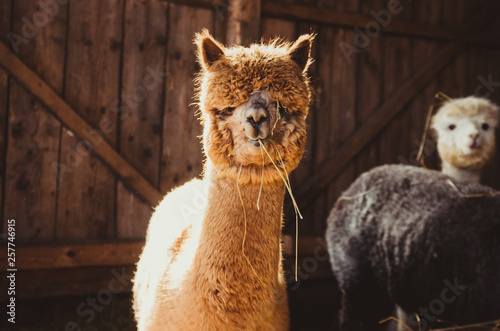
[288,34,314,72]
[196,29,225,70]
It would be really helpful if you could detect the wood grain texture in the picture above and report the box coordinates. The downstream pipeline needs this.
[226,0,262,46]
[4,82,61,242]
[324,26,357,235]
[405,1,442,170]
[57,0,123,240]
[0,67,7,225]
[0,241,143,270]
[3,0,66,242]
[160,4,211,193]
[0,265,136,300]
[0,42,163,208]
[117,0,168,239]
[261,0,500,45]
[354,0,385,177]
[308,25,334,236]
[288,22,318,236]
[0,0,9,228]
[260,18,295,41]
[468,46,500,189]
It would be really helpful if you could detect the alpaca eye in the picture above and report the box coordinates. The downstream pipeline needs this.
[448,124,456,131]
[276,102,290,118]
[482,123,490,131]
[223,107,235,114]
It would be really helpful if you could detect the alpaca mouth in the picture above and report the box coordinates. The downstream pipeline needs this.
[247,138,268,147]
[469,141,480,150]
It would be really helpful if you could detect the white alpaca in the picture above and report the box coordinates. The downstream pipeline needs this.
[431,96,499,183]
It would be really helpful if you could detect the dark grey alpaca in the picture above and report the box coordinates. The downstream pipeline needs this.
[326,164,500,331]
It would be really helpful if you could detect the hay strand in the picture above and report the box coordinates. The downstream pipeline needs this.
[416,91,452,168]
[257,143,265,210]
[259,139,303,281]
[337,185,381,201]
[237,164,266,288]
[379,316,414,331]
[228,140,246,157]
[446,178,500,198]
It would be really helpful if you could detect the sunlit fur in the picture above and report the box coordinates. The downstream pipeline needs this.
[133,30,313,331]
[431,96,499,182]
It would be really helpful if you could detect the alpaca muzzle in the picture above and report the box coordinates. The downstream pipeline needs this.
[244,94,271,142]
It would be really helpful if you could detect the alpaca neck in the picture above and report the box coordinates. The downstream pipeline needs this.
[441,161,481,183]
[191,165,286,294]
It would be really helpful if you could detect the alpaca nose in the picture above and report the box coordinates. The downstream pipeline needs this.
[469,133,479,141]
[246,108,268,128]
[244,106,270,140]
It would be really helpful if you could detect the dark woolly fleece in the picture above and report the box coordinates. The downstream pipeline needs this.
[326,164,500,331]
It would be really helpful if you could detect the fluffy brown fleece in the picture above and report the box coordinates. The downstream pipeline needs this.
[132,30,313,330]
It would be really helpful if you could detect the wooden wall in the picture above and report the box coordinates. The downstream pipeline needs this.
[1,0,500,299]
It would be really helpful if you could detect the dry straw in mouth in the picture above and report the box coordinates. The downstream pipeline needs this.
[259,139,303,282]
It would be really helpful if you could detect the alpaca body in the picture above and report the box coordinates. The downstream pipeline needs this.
[133,31,313,330]
[326,164,500,331]
[133,168,289,330]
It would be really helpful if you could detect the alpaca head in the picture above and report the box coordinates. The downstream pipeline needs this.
[195,30,313,184]
[431,96,499,171]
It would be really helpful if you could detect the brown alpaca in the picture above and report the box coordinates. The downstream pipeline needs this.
[132,30,313,330]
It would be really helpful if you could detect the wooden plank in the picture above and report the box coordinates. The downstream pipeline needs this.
[308,25,335,236]
[324,28,357,235]
[283,235,328,257]
[261,0,500,46]
[226,0,262,46]
[322,0,358,235]
[56,0,123,240]
[160,4,211,193]
[117,0,168,239]
[160,0,227,9]
[469,46,500,189]
[0,241,143,270]
[2,0,66,242]
[0,0,9,227]
[354,0,384,177]
[0,67,7,225]
[378,55,410,165]
[261,18,295,41]
[0,42,162,208]
[4,82,61,242]
[0,0,10,43]
[403,2,442,169]
[288,1,500,212]
[0,265,136,300]
[378,0,413,167]
[212,0,228,44]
